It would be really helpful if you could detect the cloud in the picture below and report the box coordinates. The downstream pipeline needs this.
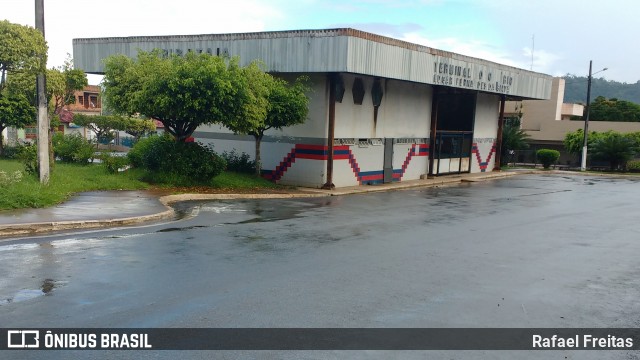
[401,32,516,65]
[397,32,564,76]
[331,22,424,38]
[521,47,562,75]
[3,0,284,73]
[328,0,445,9]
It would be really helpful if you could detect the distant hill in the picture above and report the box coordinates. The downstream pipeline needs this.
[563,75,640,104]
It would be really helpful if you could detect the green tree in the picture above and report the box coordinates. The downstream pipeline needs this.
[0,20,47,156]
[7,60,88,119]
[563,129,585,155]
[590,132,638,170]
[225,63,310,175]
[122,117,156,140]
[49,57,89,117]
[624,131,640,149]
[588,96,640,122]
[563,129,607,156]
[0,20,47,90]
[72,114,126,145]
[6,60,88,163]
[74,114,154,145]
[103,51,247,142]
[0,93,35,155]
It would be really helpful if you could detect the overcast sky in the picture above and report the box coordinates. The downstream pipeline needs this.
[3,0,638,86]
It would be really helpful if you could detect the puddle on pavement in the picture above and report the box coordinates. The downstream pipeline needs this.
[156,225,208,233]
[198,205,248,214]
[169,202,203,220]
[244,202,303,222]
[228,200,325,224]
[167,198,341,230]
[2,279,67,305]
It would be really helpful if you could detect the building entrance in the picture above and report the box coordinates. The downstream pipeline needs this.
[432,92,476,175]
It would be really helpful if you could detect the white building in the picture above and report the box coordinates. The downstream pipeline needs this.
[73,28,552,188]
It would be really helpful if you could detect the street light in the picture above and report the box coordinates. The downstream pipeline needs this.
[580,60,608,171]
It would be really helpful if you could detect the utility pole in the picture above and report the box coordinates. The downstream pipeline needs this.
[35,0,49,183]
[580,61,608,171]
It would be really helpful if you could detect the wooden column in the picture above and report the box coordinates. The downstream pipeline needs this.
[322,73,337,189]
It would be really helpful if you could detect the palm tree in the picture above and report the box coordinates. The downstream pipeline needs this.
[501,120,530,166]
[591,132,638,170]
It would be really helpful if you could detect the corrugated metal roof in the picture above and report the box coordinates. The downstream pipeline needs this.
[73,28,552,99]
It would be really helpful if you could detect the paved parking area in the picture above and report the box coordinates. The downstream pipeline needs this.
[1,174,639,359]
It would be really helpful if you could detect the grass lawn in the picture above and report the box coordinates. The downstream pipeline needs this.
[0,159,284,211]
[0,159,149,210]
[210,171,280,189]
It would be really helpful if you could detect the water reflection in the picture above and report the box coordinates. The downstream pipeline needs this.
[1,278,66,305]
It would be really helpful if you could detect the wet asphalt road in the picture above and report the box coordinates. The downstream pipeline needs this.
[1,174,640,359]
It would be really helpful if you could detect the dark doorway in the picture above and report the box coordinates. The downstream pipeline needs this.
[383,138,393,183]
[432,92,476,175]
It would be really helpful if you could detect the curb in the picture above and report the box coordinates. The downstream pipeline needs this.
[159,192,330,205]
[548,169,640,178]
[460,170,538,182]
[0,209,176,238]
[0,193,332,238]
[0,171,535,238]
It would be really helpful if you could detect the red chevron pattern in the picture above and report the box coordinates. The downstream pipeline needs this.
[346,151,363,183]
[394,144,417,180]
[471,142,497,172]
[262,143,429,184]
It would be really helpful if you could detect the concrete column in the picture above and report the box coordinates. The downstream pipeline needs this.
[36,0,49,184]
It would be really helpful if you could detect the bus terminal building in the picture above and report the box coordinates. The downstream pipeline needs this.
[73,28,552,188]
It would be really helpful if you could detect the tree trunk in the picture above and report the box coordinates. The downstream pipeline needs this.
[254,134,263,177]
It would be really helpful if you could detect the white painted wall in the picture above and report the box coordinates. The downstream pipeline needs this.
[471,93,500,173]
[278,157,326,187]
[334,75,431,139]
[334,75,376,138]
[379,79,432,138]
[331,74,432,185]
[393,142,429,180]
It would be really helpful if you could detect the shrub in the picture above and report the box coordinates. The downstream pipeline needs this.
[221,149,256,174]
[167,142,226,182]
[536,149,560,169]
[73,143,96,164]
[140,135,175,172]
[52,133,95,164]
[131,135,226,184]
[627,160,640,173]
[127,135,159,168]
[17,144,38,175]
[100,152,130,174]
[1,145,23,159]
[0,170,23,186]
